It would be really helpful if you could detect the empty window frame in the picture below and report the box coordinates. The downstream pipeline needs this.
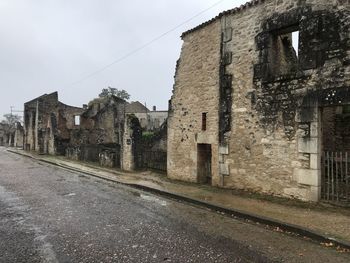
[292,31,299,57]
[269,25,300,76]
[202,113,207,131]
[74,115,80,126]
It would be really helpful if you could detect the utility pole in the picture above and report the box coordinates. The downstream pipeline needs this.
[9,106,24,124]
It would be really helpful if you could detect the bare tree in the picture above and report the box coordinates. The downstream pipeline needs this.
[2,113,21,130]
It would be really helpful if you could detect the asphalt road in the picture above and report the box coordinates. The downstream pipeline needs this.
[0,147,349,263]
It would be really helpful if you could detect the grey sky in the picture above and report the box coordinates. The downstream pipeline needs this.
[0,0,249,120]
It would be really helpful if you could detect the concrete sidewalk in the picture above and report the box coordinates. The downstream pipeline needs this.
[7,148,350,250]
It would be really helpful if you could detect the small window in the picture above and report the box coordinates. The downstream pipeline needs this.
[74,115,80,126]
[292,31,299,57]
[202,113,207,131]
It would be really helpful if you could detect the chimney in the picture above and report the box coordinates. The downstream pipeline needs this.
[153,106,156,111]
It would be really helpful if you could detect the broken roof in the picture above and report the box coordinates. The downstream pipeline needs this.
[82,95,127,118]
[181,0,265,38]
[126,101,149,113]
[24,91,58,105]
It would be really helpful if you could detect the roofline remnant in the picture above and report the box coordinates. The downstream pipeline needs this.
[181,0,265,38]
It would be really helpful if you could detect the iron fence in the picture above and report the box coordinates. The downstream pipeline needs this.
[136,150,167,172]
[322,151,350,203]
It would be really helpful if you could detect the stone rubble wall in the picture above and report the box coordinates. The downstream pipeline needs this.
[168,19,221,183]
[168,0,350,201]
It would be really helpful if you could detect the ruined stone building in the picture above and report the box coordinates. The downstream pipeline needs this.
[0,122,16,147]
[126,101,168,131]
[168,0,350,202]
[66,95,128,168]
[0,123,9,146]
[24,92,84,155]
[14,122,24,148]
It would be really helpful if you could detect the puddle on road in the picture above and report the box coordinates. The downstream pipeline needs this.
[140,194,167,206]
[63,193,76,197]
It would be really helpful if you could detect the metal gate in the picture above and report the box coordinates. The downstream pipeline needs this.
[322,151,350,203]
[136,150,167,172]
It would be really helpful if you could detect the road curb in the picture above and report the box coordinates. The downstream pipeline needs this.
[7,149,350,250]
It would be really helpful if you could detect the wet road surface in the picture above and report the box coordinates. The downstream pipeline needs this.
[0,147,349,263]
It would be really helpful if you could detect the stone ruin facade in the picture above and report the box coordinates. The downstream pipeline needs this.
[14,122,24,148]
[66,95,128,169]
[0,122,22,147]
[22,91,168,172]
[24,92,84,155]
[0,123,9,146]
[168,0,350,202]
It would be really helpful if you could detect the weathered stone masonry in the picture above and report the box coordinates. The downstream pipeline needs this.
[66,96,127,168]
[168,0,350,201]
[24,92,84,155]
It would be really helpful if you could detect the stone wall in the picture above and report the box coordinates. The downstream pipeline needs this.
[14,122,24,148]
[168,18,221,183]
[24,92,84,155]
[24,92,59,152]
[0,123,10,146]
[168,0,350,201]
[121,114,142,171]
[66,96,126,168]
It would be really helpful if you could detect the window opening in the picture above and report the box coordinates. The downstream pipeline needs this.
[74,115,80,126]
[202,113,207,131]
[269,26,300,76]
[292,31,299,57]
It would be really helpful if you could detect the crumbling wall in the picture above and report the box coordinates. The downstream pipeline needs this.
[248,1,350,200]
[122,114,142,171]
[24,92,84,155]
[24,92,59,153]
[0,125,5,146]
[14,123,24,148]
[66,96,126,168]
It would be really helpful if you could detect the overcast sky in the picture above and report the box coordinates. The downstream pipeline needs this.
[0,0,249,120]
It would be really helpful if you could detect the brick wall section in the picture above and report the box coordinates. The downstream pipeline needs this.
[168,0,350,201]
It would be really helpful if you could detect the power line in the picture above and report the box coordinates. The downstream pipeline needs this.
[71,0,228,86]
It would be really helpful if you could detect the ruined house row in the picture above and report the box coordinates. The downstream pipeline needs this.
[18,91,167,171]
[6,0,350,203]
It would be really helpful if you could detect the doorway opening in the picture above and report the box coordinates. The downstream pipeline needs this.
[321,106,350,203]
[197,144,212,184]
